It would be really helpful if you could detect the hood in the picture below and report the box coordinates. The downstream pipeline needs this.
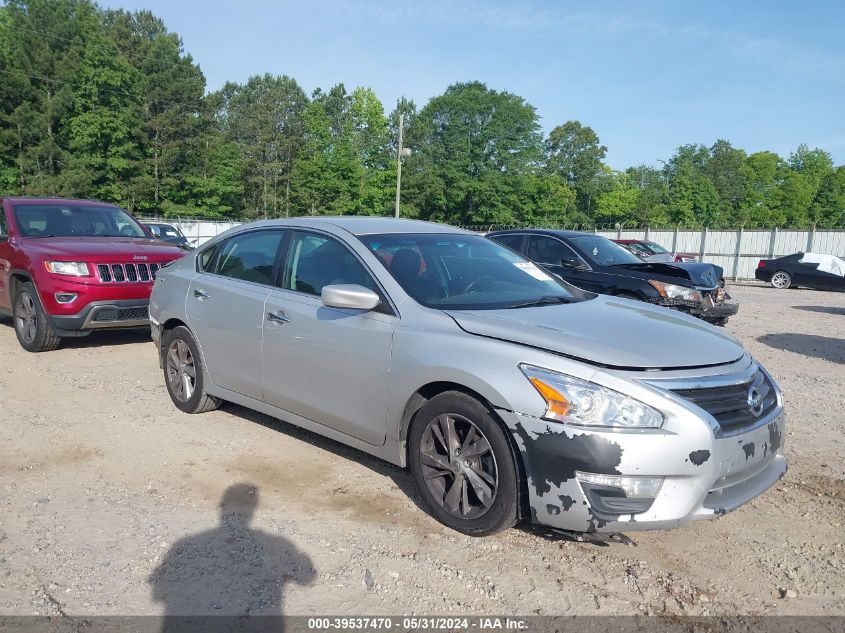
[446,295,744,369]
[21,236,185,261]
[612,261,722,288]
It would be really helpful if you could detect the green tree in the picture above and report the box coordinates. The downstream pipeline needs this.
[810,166,845,228]
[403,81,543,224]
[546,121,608,214]
[105,9,206,213]
[218,74,308,217]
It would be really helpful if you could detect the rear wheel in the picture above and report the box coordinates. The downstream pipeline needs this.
[163,326,221,414]
[409,392,518,536]
[770,271,792,289]
[13,282,60,352]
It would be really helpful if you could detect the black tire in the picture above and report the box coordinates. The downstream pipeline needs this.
[770,271,792,289]
[162,326,221,414]
[709,317,730,327]
[409,391,519,536]
[13,282,61,352]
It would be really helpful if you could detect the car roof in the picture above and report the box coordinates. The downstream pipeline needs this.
[232,217,470,237]
[2,196,118,207]
[488,228,599,239]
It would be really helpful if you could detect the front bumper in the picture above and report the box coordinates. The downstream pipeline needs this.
[49,299,151,335]
[501,406,786,533]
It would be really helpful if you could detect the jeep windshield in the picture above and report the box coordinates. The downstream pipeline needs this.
[361,233,583,310]
[13,203,147,238]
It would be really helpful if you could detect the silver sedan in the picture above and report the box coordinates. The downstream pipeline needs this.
[150,218,786,536]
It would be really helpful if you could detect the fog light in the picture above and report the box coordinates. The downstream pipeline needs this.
[576,472,664,497]
[54,293,78,304]
[577,472,664,517]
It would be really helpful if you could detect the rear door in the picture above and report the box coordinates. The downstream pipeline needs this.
[0,204,10,310]
[186,228,286,400]
[261,229,397,446]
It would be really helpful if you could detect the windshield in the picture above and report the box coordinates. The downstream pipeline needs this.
[157,225,183,238]
[643,241,670,255]
[569,235,643,267]
[361,233,581,310]
[13,203,147,238]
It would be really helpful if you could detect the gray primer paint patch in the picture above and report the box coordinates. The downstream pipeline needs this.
[512,423,623,496]
[688,450,711,466]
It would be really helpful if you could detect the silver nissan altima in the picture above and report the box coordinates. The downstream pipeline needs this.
[149,217,787,536]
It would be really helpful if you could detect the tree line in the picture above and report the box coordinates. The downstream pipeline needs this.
[2,0,843,228]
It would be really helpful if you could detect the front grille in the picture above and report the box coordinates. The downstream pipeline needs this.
[92,306,149,322]
[671,369,777,434]
[97,262,160,283]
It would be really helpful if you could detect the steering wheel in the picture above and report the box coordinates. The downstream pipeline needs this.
[465,276,496,294]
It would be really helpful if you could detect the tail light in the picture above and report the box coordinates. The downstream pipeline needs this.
[757,260,766,268]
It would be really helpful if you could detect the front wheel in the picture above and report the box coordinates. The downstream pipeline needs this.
[13,282,60,352]
[770,271,792,289]
[409,392,519,536]
[162,326,221,414]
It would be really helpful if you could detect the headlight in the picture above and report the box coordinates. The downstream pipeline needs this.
[520,364,664,429]
[44,261,89,276]
[648,280,701,302]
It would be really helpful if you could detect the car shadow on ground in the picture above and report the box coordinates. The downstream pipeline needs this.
[220,402,628,547]
[757,333,845,364]
[792,305,845,316]
[220,402,429,515]
[0,319,152,348]
[148,482,315,626]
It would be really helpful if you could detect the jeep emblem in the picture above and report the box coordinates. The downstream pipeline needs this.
[133,255,149,261]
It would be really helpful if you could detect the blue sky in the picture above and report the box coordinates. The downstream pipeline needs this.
[98,0,845,169]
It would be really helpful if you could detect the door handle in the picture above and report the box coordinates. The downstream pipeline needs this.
[266,310,290,324]
[193,289,209,300]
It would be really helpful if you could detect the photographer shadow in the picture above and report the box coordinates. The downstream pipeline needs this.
[148,483,315,632]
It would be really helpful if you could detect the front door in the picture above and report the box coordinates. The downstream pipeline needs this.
[262,230,396,446]
[186,228,286,400]
[0,206,11,311]
[524,234,603,292]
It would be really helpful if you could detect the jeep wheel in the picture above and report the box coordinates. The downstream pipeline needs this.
[409,392,519,536]
[13,282,60,352]
[163,326,221,414]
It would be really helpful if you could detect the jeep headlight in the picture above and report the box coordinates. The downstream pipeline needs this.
[648,280,701,302]
[44,261,90,276]
[520,365,664,429]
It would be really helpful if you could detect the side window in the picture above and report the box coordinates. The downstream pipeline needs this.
[491,234,524,252]
[526,236,578,265]
[198,243,220,272]
[210,230,284,285]
[282,231,377,297]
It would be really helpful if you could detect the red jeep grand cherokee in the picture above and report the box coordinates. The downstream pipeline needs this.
[0,197,185,352]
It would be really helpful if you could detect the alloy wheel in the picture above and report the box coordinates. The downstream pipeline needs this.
[771,272,790,289]
[419,413,498,519]
[166,339,196,402]
[15,292,37,344]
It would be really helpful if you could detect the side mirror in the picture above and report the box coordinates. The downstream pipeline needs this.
[560,258,587,271]
[321,284,381,310]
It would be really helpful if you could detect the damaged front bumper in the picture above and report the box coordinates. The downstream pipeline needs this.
[499,405,786,533]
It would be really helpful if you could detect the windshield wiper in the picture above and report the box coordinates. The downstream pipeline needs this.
[25,234,58,238]
[505,295,571,309]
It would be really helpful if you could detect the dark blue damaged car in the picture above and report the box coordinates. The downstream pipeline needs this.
[150,217,786,536]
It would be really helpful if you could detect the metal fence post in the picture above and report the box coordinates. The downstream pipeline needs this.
[732,227,743,281]
[699,227,708,261]
[769,228,778,259]
[807,225,816,252]
[644,226,650,241]
[672,226,679,254]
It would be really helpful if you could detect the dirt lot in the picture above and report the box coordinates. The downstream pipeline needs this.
[0,284,843,618]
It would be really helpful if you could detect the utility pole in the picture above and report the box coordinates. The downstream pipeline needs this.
[394,113,411,218]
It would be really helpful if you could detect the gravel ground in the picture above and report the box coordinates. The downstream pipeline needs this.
[0,284,843,618]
